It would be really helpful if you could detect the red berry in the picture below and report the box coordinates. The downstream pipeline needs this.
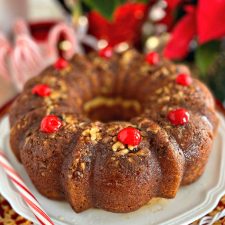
[99,46,113,59]
[117,127,142,146]
[40,115,62,133]
[54,58,69,70]
[32,84,51,97]
[167,108,190,126]
[176,73,192,86]
[145,52,160,65]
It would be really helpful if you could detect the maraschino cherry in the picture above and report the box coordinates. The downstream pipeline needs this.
[32,84,51,97]
[117,127,142,146]
[40,115,62,133]
[99,46,113,59]
[54,57,69,70]
[167,108,190,126]
[145,52,160,65]
[176,73,192,86]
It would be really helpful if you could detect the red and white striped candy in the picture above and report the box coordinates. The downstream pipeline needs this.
[0,33,12,80]
[48,22,77,60]
[11,19,45,91]
[0,151,54,225]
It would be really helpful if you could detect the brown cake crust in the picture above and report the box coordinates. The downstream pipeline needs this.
[9,49,219,213]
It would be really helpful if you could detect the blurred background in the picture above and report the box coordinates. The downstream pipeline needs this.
[0,0,225,106]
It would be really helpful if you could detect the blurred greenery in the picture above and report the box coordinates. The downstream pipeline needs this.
[82,0,149,20]
[195,41,220,77]
[82,0,126,20]
[205,52,225,102]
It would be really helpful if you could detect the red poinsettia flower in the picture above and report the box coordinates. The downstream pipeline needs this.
[164,6,197,60]
[197,0,225,44]
[88,2,148,47]
[164,0,225,60]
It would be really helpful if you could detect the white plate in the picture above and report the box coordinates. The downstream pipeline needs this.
[1,114,225,225]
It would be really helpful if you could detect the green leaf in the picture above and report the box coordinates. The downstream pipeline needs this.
[195,41,220,77]
[136,0,149,3]
[82,0,125,20]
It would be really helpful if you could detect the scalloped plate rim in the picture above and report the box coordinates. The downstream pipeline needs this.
[0,114,225,225]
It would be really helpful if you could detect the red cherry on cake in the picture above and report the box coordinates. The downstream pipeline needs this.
[167,108,190,126]
[54,57,69,70]
[176,73,192,86]
[40,115,62,133]
[117,127,142,146]
[32,84,51,97]
[145,52,160,65]
[99,46,113,59]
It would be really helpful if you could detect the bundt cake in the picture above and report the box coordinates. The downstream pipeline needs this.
[9,48,219,213]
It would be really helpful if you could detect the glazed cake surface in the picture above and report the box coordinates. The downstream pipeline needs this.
[9,49,219,213]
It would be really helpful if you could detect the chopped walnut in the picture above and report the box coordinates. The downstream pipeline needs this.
[60,65,72,76]
[157,96,171,104]
[50,91,67,100]
[128,145,135,151]
[146,124,160,134]
[136,148,149,156]
[62,115,78,124]
[82,127,102,142]
[115,149,129,156]
[112,141,125,152]
[80,162,86,171]
[161,67,170,76]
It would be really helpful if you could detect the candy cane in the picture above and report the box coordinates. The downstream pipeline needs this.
[0,33,12,80]
[48,22,77,60]
[11,35,43,90]
[11,19,45,91]
[0,151,54,225]
[13,18,30,35]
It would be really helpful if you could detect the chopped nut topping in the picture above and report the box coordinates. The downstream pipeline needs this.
[115,149,129,156]
[46,105,54,115]
[82,126,102,142]
[136,148,148,156]
[80,162,86,171]
[62,115,78,124]
[155,88,163,94]
[121,49,136,64]
[112,141,125,152]
[161,67,170,76]
[128,145,135,151]
[147,125,160,134]
[157,96,170,104]
[44,97,53,106]
[60,65,72,76]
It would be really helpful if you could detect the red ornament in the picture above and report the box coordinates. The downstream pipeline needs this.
[145,52,160,65]
[54,58,68,70]
[176,73,192,86]
[32,84,51,97]
[167,108,190,126]
[117,127,142,146]
[40,115,62,133]
[99,46,113,59]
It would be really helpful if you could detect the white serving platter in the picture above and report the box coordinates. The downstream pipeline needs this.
[1,114,225,225]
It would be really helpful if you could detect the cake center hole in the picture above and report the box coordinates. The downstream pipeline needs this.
[83,96,142,122]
